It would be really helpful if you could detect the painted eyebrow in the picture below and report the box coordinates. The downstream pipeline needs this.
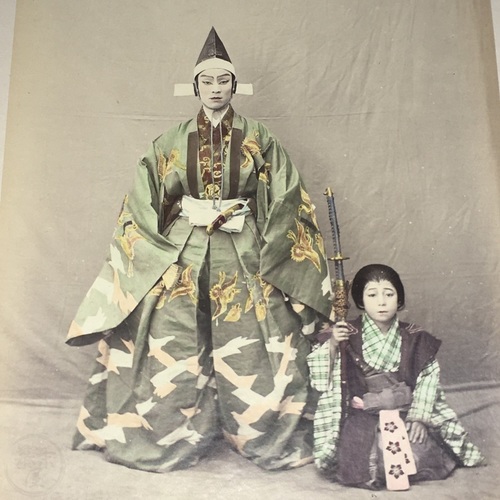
[200,73,231,80]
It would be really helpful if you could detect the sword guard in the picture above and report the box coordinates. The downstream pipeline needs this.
[328,255,350,262]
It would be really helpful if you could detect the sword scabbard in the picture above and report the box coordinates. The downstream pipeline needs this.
[324,187,350,416]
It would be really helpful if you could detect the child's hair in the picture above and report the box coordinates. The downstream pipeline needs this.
[351,264,405,310]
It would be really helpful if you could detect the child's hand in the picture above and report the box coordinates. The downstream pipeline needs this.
[406,421,428,443]
[331,321,351,345]
[351,396,364,410]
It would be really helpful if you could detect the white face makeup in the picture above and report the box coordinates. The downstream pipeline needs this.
[197,68,233,111]
[362,279,398,332]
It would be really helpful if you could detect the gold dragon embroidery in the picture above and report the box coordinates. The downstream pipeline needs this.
[115,222,145,278]
[209,271,240,321]
[168,264,197,304]
[244,272,274,321]
[240,136,261,169]
[157,148,184,182]
[149,264,183,309]
[298,184,319,229]
[287,219,322,272]
[224,303,242,322]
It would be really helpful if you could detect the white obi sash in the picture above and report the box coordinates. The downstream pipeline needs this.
[180,196,251,233]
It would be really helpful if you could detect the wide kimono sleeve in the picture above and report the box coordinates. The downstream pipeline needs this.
[66,131,182,346]
[252,123,332,320]
[406,358,440,424]
[400,324,484,466]
[307,343,343,469]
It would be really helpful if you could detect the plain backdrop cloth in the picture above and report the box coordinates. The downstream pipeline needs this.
[0,1,499,498]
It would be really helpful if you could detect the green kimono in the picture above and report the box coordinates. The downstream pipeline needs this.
[67,106,332,472]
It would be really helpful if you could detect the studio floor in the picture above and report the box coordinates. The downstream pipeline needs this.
[0,384,498,500]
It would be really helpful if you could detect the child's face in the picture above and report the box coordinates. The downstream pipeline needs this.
[362,279,398,332]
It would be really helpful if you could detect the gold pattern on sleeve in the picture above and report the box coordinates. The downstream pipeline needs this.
[113,195,145,277]
[287,219,321,272]
[298,184,319,229]
[115,195,132,227]
[315,232,326,260]
[240,137,262,169]
[115,220,145,277]
[157,150,169,181]
[158,148,185,181]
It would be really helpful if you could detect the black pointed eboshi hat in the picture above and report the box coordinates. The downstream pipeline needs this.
[193,27,235,78]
